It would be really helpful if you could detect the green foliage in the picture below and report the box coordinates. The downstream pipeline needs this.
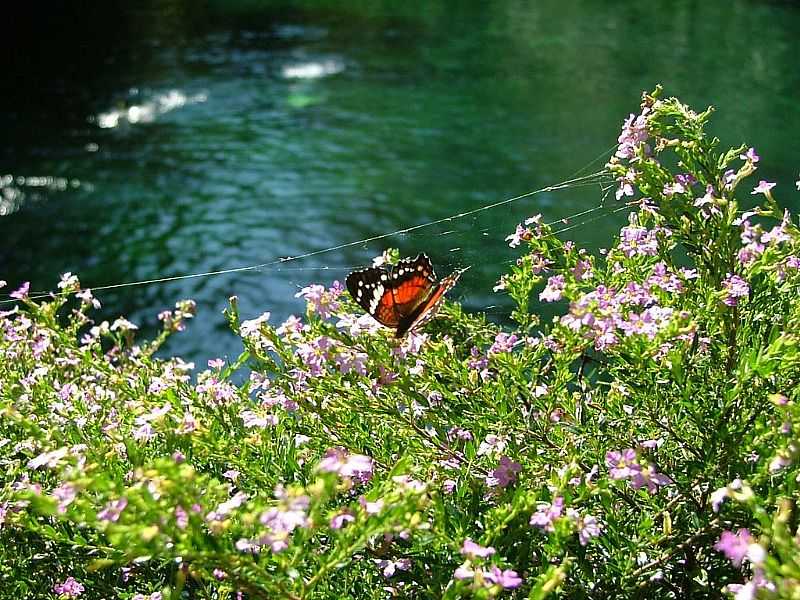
[1,89,800,599]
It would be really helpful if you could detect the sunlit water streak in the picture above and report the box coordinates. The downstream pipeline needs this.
[0,174,85,216]
[93,90,209,129]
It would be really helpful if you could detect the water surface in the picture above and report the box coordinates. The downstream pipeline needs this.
[2,0,799,365]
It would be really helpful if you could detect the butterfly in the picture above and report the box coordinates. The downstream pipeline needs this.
[345,253,467,338]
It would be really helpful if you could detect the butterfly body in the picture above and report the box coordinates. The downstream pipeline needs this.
[346,254,465,337]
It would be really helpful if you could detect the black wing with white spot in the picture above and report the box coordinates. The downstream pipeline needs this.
[346,265,399,326]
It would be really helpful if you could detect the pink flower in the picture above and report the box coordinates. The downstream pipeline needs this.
[539,275,566,302]
[460,538,496,559]
[334,350,369,376]
[751,180,776,195]
[76,288,101,309]
[572,259,593,281]
[52,483,78,514]
[330,510,356,529]
[10,281,30,300]
[248,498,310,553]
[336,313,380,337]
[295,336,335,376]
[177,413,197,434]
[740,147,760,163]
[710,479,743,512]
[276,314,305,338]
[377,366,399,386]
[175,505,189,529]
[726,569,775,600]
[530,496,564,532]
[606,449,641,480]
[28,447,70,470]
[454,564,475,580]
[488,332,518,354]
[761,210,792,245]
[373,558,411,579]
[484,566,523,589]
[240,311,271,339]
[616,109,649,159]
[374,558,411,578]
[619,225,659,257]
[531,251,552,274]
[447,427,473,442]
[615,169,636,200]
[241,408,279,428]
[722,274,749,307]
[663,180,686,196]
[317,448,373,482]
[694,185,721,217]
[715,529,753,567]
[575,513,602,546]
[630,464,672,493]
[477,434,507,456]
[97,497,128,522]
[110,317,138,333]
[505,222,535,247]
[359,496,384,514]
[295,282,342,319]
[488,456,521,488]
[57,272,79,291]
[53,577,84,598]
[206,491,248,522]
[468,346,489,377]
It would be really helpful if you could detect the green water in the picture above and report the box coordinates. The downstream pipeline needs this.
[2,0,799,365]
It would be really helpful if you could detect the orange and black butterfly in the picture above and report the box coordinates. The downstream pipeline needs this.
[345,254,466,338]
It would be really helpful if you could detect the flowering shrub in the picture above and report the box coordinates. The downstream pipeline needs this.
[2,88,800,599]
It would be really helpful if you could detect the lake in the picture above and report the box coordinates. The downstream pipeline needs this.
[2,0,799,366]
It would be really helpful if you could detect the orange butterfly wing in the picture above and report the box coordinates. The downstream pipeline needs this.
[395,270,463,337]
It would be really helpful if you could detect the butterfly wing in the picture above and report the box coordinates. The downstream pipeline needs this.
[386,253,438,316]
[346,266,401,327]
[395,268,464,337]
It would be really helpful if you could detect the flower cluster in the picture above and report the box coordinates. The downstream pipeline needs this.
[560,272,684,352]
[615,106,650,160]
[453,539,522,593]
[236,487,311,554]
[529,496,602,546]
[295,281,345,319]
[317,448,374,484]
[605,449,671,493]
[505,214,544,248]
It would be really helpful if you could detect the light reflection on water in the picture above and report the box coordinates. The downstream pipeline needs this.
[1,1,799,367]
[0,174,84,216]
[94,89,209,129]
[281,57,345,79]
